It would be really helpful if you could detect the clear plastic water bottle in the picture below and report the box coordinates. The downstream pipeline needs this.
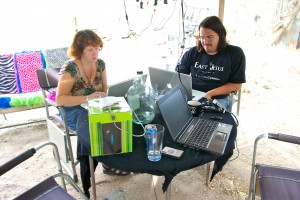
[126,71,155,124]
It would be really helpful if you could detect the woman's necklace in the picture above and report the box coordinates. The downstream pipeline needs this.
[80,59,92,85]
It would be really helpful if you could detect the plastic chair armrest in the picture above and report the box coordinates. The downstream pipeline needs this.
[45,98,57,107]
[0,148,36,176]
[268,133,300,145]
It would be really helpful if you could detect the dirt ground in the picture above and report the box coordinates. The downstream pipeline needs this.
[1,45,300,200]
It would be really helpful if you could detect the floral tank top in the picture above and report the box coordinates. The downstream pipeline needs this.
[59,59,105,96]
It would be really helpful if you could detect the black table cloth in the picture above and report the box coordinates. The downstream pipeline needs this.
[76,109,237,192]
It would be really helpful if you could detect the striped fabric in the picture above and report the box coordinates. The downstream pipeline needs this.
[44,47,69,69]
[15,51,46,93]
[0,54,19,94]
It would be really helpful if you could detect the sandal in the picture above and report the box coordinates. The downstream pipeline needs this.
[102,164,130,176]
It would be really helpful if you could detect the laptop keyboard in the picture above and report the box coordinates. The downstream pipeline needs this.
[185,118,218,148]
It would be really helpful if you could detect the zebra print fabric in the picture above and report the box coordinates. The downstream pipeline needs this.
[0,54,18,94]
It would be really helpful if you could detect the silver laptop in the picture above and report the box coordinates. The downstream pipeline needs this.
[156,86,232,155]
[148,67,193,101]
[107,74,147,97]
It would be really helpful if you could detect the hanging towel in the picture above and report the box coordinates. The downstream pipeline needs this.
[14,51,46,93]
[0,54,19,94]
[44,47,69,69]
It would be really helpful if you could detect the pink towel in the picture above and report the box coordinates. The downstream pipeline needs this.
[15,51,45,93]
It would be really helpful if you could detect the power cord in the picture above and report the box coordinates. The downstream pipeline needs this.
[229,111,239,127]
[177,72,192,100]
[108,107,146,138]
[156,70,191,101]
[122,0,138,39]
[229,139,240,161]
[122,0,131,31]
[139,9,156,37]
[154,0,178,31]
[197,100,240,161]
[228,111,239,161]
[157,72,177,95]
[132,111,146,137]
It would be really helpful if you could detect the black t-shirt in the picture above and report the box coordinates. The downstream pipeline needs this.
[176,45,246,94]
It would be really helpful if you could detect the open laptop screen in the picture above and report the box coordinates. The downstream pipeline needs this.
[148,67,192,101]
[156,86,192,140]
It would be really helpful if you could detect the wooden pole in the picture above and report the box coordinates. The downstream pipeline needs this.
[218,0,225,22]
[74,16,78,33]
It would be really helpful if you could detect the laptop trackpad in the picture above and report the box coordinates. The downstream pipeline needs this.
[215,132,227,141]
[207,131,228,155]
